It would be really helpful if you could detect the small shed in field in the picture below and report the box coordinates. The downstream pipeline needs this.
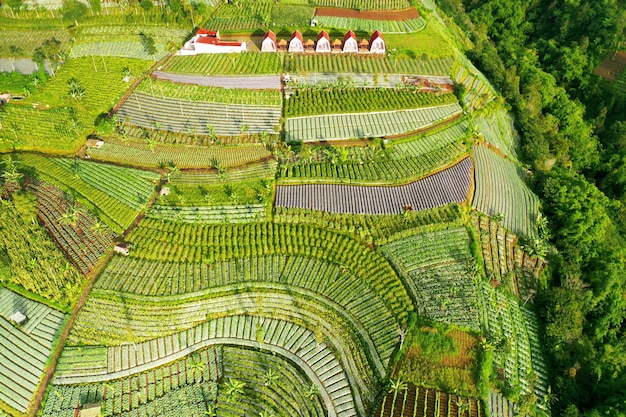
[86,139,104,149]
[114,243,130,256]
[304,39,315,51]
[343,30,358,53]
[370,31,385,54]
[10,311,27,326]
[277,39,288,51]
[261,30,277,52]
[160,187,171,196]
[289,31,304,52]
[332,39,342,51]
[359,39,370,51]
[316,30,331,53]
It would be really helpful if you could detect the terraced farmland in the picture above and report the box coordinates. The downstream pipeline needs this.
[314,15,426,33]
[276,157,472,214]
[472,145,540,238]
[285,103,462,141]
[0,289,65,413]
[379,227,482,331]
[117,92,282,136]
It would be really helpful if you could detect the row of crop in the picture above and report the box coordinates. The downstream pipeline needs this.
[375,383,484,417]
[29,181,115,275]
[86,139,272,169]
[284,103,462,141]
[314,15,426,33]
[117,92,282,136]
[163,53,283,76]
[70,41,169,60]
[284,87,457,117]
[93,253,398,366]
[18,154,147,233]
[379,226,482,331]
[312,0,411,9]
[172,161,276,185]
[285,54,454,76]
[455,66,496,110]
[148,204,268,223]
[136,78,283,106]
[217,345,326,417]
[474,109,518,159]
[277,157,472,214]
[0,201,84,305]
[1,28,70,56]
[123,220,412,324]
[282,141,467,184]
[472,145,540,238]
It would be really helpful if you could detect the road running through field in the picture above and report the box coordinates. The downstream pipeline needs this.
[152,71,282,89]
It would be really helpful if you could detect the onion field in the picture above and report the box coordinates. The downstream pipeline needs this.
[284,103,462,141]
[152,71,283,89]
[472,145,540,238]
[162,53,283,76]
[148,204,268,223]
[313,0,411,8]
[379,226,482,331]
[0,289,65,414]
[375,384,484,417]
[276,157,472,214]
[70,41,169,60]
[284,55,454,76]
[314,16,426,33]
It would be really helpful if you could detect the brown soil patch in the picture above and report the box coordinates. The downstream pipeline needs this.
[314,7,419,21]
[593,51,626,81]
[440,329,478,369]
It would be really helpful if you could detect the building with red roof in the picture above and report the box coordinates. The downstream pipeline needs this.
[289,30,304,53]
[262,30,277,52]
[316,30,331,53]
[370,30,385,54]
[343,30,358,53]
[181,28,246,54]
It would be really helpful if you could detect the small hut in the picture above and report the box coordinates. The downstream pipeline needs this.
[304,39,315,51]
[160,187,171,196]
[261,30,277,52]
[10,311,27,326]
[332,39,342,52]
[277,39,288,51]
[79,403,102,417]
[85,138,104,149]
[359,38,370,52]
[316,30,331,52]
[114,243,130,256]
[370,30,385,54]
[289,31,304,52]
[343,30,358,53]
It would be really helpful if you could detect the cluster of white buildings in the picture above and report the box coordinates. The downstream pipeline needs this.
[180,28,385,55]
[262,30,385,54]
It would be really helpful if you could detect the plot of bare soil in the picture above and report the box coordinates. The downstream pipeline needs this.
[593,51,626,81]
[314,7,419,21]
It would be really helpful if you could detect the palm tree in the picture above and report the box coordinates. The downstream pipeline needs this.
[204,402,217,416]
[263,369,279,387]
[304,384,319,400]
[388,378,408,416]
[224,378,245,402]
[457,399,471,416]
[187,354,205,383]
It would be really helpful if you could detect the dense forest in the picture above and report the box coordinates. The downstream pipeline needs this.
[437,0,626,415]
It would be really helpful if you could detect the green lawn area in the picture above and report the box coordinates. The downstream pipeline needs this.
[385,23,456,59]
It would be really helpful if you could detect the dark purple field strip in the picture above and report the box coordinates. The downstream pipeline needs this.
[152,71,282,90]
[275,157,472,215]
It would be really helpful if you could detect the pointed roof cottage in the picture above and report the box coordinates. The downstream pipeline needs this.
[343,30,358,53]
[262,30,277,52]
[289,30,304,52]
[370,30,385,54]
[316,30,331,53]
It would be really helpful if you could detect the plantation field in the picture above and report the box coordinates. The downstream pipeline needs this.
[86,139,272,169]
[314,15,426,33]
[379,226,482,331]
[153,71,283,89]
[312,0,411,9]
[284,88,457,117]
[70,41,170,60]
[472,146,540,238]
[284,103,462,141]
[276,157,472,214]
[0,288,65,414]
[0,29,70,57]
[117,92,282,137]
[163,53,283,76]
[0,57,152,152]
[136,78,283,106]
[474,109,518,159]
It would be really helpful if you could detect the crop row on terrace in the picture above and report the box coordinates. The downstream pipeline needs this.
[218,346,326,417]
[474,109,518,160]
[472,145,540,238]
[0,29,71,56]
[276,157,472,214]
[91,253,398,366]
[170,161,276,185]
[152,71,283,89]
[284,87,457,117]
[70,41,170,60]
[284,103,462,141]
[136,77,283,106]
[379,226,482,331]
[163,53,284,76]
[117,92,282,136]
[376,384,484,417]
[285,55,455,76]
[314,15,426,33]
[18,154,158,233]
[45,346,221,417]
[29,180,115,275]
[148,204,268,224]
[0,289,65,413]
[310,0,411,10]
[86,139,272,169]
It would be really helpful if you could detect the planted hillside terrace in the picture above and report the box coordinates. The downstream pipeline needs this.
[276,157,471,214]
[284,55,454,76]
[117,92,282,136]
[152,71,283,89]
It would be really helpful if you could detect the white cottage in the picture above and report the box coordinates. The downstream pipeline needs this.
[289,31,304,53]
[343,30,358,53]
[182,28,246,54]
[261,30,277,52]
[316,30,331,53]
[370,30,385,54]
